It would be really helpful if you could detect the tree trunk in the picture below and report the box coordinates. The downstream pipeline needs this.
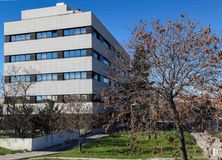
[170,99,188,160]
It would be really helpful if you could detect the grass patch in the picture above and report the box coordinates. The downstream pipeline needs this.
[53,130,206,159]
[0,147,21,155]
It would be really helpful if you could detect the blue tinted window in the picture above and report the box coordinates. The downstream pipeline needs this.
[46,32,52,38]
[81,72,87,79]
[37,33,42,39]
[37,54,41,60]
[52,52,57,59]
[92,51,99,59]
[42,74,47,81]
[70,72,75,79]
[11,36,16,42]
[21,35,25,40]
[81,28,86,34]
[70,50,75,57]
[70,29,75,35]
[64,30,69,36]
[11,56,16,62]
[75,50,81,57]
[64,73,70,80]
[37,75,42,81]
[47,74,52,80]
[20,55,26,61]
[26,55,31,61]
[26,34,30,40]
[75,72,81,79]
[64,51,69,58]
[42,53,47,59]
[47,53,52,59]
[75,28,81,35]
[52,74,57,80]
[15,56,20,62]
[81,50,87,56]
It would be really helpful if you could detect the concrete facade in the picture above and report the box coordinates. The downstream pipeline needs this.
[3,3,127,112]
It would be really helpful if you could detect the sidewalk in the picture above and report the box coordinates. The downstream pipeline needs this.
[30,157,174,160]
[0,134,109,160]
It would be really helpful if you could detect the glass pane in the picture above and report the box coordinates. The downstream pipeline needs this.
[75,50,81,57]
[75,28,81,35]
[37,75,42,81]
[20,55,26,61]
[64,51,69,58]
[16,35,21,41]
[36,96,42,101]
[64,73,70,80]
[42,74,47,81]
[52,74,58,80]
[64,30,69,36]
[93,74,98,80]
[26,76,30,82]
[26,34,30,40]
[52,31,58,37]
[26,55,31,61]
[81,50,87,56]
[81,28,86,34]
[37,54,42,60]
[47,74,52,80]
[75,72,81,79]
[42,32,47,38]
[11,56,16,62]
[37,33,42,39]
[70,50,75,57]
[15,56,20,62]
[47,32,52,38]
[11,36,16,42]
[92,51,99,59]
[81,72,87,79]
[70,29,75,35]
[20,34,25,40]
[42,53,47,59]
[46,53,52,59]
[70,72,75,79]
[52,52,57,59]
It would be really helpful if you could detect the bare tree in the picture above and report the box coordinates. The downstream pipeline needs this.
[3,65,36,137]
[130,16,222,160]
[62,95,95,152]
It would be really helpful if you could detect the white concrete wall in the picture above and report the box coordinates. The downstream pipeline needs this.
[4,11,92,35]
[0,138,32,151]
[4,34,92,55]
[0,130,78,151]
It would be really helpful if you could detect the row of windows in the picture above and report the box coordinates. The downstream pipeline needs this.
[11,75,31,83]
[11,34,31,42]
[9,27,87,42]
[36,95,58,102]
[93,30,115,52]
[11,54,31,62]
[36,52,57,60]
[93,73,111,84]
[64,72,87,80]
[8,49,111,66]
[36,73,58,81]
[36,31,58,39]
[64,28,86,36]
[92,50,110,65]
[64,49,86,58]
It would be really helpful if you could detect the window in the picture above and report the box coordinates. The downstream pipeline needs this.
[63,49,87,58]
[75,72,81,79]
[36,52,58,60]
[63,27,86,36]
[93,73,100,81]
[81,72,87,79]
[36,95,58,103]
[102,57,110,65]
[10,75,31,83]
[10,54,31,62]
[36,73,58,81]
[64,73,70,80]
[92,51,99,60]
[36,31,57,39]
[10,34,31,42]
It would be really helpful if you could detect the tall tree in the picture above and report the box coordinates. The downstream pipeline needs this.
[131,16,222,160]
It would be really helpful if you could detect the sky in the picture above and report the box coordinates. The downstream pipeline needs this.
[1,0,222,76]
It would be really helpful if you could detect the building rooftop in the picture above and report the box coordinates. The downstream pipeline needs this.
[21,2,82,20]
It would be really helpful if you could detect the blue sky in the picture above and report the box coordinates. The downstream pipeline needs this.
[1,0,222,75]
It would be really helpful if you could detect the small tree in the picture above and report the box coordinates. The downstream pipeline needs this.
[131,16,222,160]
[63,95,94,152]
[3,66,36,137]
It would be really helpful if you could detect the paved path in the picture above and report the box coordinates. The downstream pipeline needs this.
[30,157,174,160]
[193,132,222,160]
[0,134,109,160]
